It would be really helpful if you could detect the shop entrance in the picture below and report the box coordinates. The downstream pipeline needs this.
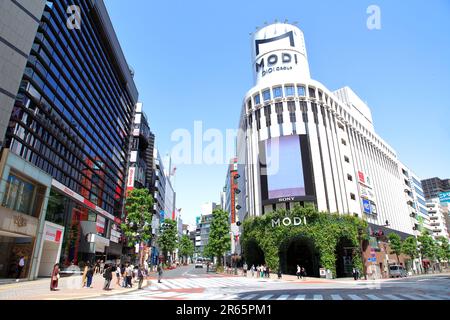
[280,236,320,277]
[335,237,356,278]
[0,233,34,279]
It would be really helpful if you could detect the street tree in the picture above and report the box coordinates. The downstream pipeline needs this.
[178,234,194,264]
[121,188,154,264]
[435,236,450,269]
[157,219,178,265]
[387,233,403,264]
[402,236,419,272]
[417,231,437,272]
[205,209,231,267]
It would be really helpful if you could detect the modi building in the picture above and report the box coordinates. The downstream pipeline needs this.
[0,0,137,280]
[236,23,420,278]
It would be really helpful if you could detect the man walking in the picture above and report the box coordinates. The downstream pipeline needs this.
[138,265,145,289]
[103,264,113,290]
[126,263,133,288]
[16,256,25,282]
[157,264,163,283]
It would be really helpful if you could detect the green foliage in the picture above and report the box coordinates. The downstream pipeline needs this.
[435,236,450,262]
[204,209,231,266]
[242,205,368,277]
[387,233,403,263]
[157,219,178,261]
[178,234,194,263]
[417,231,437,261]
[402,236,419,260]
[121,188,154,247]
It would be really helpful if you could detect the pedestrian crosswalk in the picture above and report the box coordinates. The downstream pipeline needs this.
[93,289,450,301]
[146,276,267,291]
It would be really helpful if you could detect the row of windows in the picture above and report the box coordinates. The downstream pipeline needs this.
[252,85,307,106]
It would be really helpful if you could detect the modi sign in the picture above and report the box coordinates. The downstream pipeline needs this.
[271,216,307,228]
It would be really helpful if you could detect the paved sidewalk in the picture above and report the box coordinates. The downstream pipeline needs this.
[0,274,151,300]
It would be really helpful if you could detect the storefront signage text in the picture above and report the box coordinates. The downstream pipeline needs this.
[271,216,307,228]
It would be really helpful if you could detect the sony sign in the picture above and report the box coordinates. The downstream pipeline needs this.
[252,23,310,85]
[272,216,307,228]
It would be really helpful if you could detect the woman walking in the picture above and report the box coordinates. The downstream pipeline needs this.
[86,263,94,288]
[115,264,121,287]
[296,265,301,279]
[50,263,60,291]
[82,262,89,287]
[138,265,145,289]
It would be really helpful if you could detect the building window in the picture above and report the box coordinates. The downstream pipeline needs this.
[247,99,252,110]
[341,138,347,146]
[347,174,353,182]
[308,87,316,98]
[273,87,282,98]
[255,109,261,130]
[254,94,261,105]
[264,105,272,127]
[285,85,295,97]
[350,193,356,200]
[2,174,37,217]
[275,102,283,124]
[344,156,350,163]
[297,85,306,97]
[263,89,271,101]
[287,101,296,123]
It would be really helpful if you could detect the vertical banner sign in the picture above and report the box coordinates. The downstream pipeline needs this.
[96,215,105,234]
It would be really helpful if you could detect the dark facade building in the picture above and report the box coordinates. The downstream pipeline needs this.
[1,0,138,271]
[421,177,450,200]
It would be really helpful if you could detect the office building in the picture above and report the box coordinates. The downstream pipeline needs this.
[0,0,138,278]
[421,177,450,200]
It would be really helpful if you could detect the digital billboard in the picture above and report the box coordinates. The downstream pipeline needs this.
[259,135,315,204]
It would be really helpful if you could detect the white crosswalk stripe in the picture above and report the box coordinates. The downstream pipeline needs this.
[348,294,363,300]
[242,294,258,300]
[277,295,289,300]
[366,294,382,300]
[400,294,429,300]
[259,294,274,300]
[294,294,306,300]
[383,294,404,300]
[313,295,323,300]
[146,276,264,291]
[331,294,343,300]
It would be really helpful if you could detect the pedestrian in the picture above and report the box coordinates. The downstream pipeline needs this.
[16,256,25,282]
[103,264,113,290]
[296,265,301,279]
[100,260,105,274]
[115,264,121,286]
[266,266,270,278]
[261,265,265,278]
[243,263,248,277]
[352,268,357,280]
[126,263,133,288]
[301,267,306,279]
[82,262,89,287]
[251,265,255,277]
[356,268,360,280]
[50,263,60,291]
[277,268,282,279]
[157,264,163,283]
[94,260,100,274]
[86,263,94,288]
[138,265,145,289]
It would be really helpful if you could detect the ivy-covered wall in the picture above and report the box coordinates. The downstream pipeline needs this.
[242,204,368,277]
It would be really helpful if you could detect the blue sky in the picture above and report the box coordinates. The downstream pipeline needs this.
[105,0,450,226]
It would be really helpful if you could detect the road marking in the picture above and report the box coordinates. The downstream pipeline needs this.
[428,294,450,300]
[277,295,289,300]
[259,294,274,300]
[242,294,258,300]
[331,294,343,300]
[169,279,197,288]
[153,282,170,290]
[313,295,323,300]
[366,294,382,300]
[348,294,363,300]
[383,294,403,300]
[399,294,424,300]
[294,294,306,300]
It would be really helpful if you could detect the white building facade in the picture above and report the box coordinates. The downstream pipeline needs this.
[236,23,415,237]
[426,199,449,240]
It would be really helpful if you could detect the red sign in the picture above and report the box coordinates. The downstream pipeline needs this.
[358,171,365,184]
[55,230,62,242]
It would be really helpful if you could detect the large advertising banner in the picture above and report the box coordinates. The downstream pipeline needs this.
[265,135,305,199]
[439,191,450,203]
[260,135,315,204]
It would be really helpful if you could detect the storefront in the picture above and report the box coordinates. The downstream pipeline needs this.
[0,150,53,280]
[36,221,65,277]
